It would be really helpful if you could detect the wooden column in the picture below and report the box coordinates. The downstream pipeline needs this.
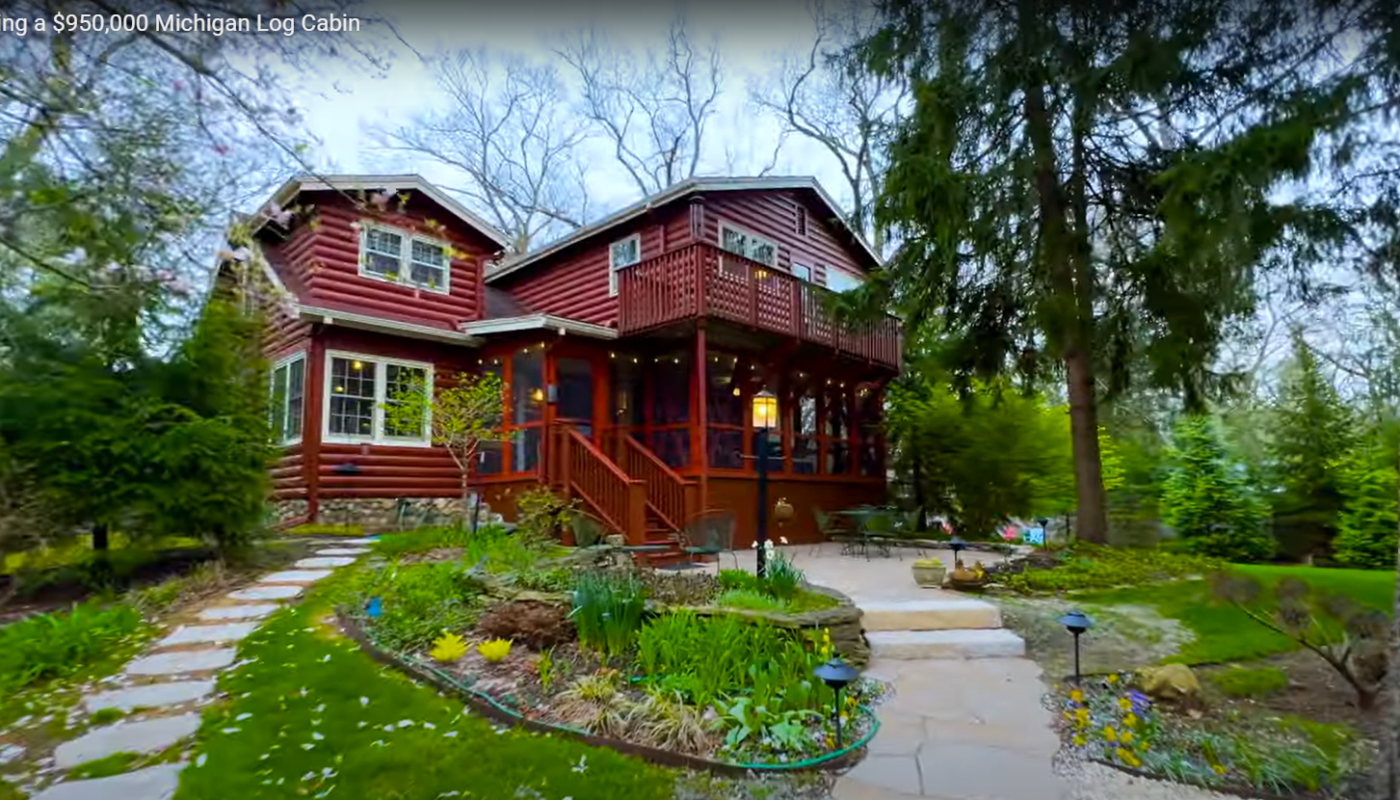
[304,327,325,521]
[695,324,708,516]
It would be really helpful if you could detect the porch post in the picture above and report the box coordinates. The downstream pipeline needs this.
[694,323,708,517]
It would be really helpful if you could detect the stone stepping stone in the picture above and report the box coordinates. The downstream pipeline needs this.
[227,584,302,601]
[85,681,215,714]
[54,713,201,768]
[156,622,260,648]
[337,537,378,544]
[197,603,279,621]
[316,547,369,556]
[293,556,355,569]
[866,628,1026,660]
[126,648,236,677]
[259,569,333,584]
[30,763,184,800]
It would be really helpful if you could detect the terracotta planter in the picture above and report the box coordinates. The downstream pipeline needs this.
[911,564,946,588]
[773,498,794,523]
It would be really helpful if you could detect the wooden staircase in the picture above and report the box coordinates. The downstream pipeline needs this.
[547,424,698,563]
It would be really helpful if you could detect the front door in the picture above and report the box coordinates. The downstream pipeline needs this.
[555,357,595,440]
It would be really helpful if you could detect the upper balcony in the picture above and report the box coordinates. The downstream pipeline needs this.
[616,243,902,371]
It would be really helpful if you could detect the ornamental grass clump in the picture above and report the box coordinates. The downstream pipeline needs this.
[571,570,645,657]
[430,632,469,663]
[477,638,512,662]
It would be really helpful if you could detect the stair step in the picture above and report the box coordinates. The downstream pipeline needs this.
[867,628,1026,660]
[860,598,1002,632]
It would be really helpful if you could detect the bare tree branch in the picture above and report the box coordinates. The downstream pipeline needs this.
[370,48,590,253]
[555,14,723,197]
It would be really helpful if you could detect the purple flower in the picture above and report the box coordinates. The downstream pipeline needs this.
[1128,689,1151,714]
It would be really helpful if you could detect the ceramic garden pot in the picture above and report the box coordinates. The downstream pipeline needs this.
[911,563,947,588]
[773,497,794,523]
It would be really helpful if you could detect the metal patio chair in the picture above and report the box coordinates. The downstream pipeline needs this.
[679,510,738,569]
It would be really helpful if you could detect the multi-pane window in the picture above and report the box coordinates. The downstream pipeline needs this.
[269,353,305,444]
[325,353,432,445]
[358,223,450,292]
[718,223,777,267]
[608,235,641,296]
[825,268,864,293]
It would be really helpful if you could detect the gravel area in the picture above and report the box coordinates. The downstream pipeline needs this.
[1056,752,1247,800]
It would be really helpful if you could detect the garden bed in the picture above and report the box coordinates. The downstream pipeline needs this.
[345,527,884,771]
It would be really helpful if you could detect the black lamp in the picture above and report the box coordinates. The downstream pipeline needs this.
[948,536,967,567]
[1058,610,1092,684]
[813,657,860,748]
[750,389,778,578]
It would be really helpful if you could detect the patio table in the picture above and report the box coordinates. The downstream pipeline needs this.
[834,508,894,560]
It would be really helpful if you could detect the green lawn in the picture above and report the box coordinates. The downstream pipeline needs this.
[1077,564,1395,665]
[175,577,675,800]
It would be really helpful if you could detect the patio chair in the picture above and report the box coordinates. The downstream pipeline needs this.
[569,511,606,548]
[860,510,896,560]
[812,507,845,555]
[679,510,738,569]
[894,508,931,557]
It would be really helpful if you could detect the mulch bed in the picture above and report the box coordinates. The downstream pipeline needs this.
[1197,650,1385,740]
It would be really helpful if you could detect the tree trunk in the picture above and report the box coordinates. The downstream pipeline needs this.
[1018,12,1109,545]
[1374,455,1400,800]
[92,522,109,552]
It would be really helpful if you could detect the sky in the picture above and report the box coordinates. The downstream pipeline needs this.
[285,0,861,224]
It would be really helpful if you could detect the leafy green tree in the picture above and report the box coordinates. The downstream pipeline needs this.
[1331,445,1399,570]
[384,372,508,530]
[1268,329,1356,557]
[853,0,1359,543]
[1161,416,1273,562]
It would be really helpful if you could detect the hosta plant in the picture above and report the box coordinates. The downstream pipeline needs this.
[478,638,512,662]
[429,632,468,663]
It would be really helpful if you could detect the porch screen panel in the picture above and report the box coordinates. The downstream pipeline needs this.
[792,389,818,475]
[822,384,849,475]
[856,384,884,477]
[647,351,690,469]
[477,359,504,475]
[706,351,744,469]
[511,347,544,473]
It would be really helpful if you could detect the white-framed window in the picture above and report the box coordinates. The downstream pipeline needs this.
[718,222,777,267]
[357,222,451,294]
[825,268,865,293]
[323,351,434,447]
[269,352,306,445]
[608,234,641,297]
[791,264,813,282]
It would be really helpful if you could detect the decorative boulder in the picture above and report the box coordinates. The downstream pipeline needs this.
[1138,663,1201,702]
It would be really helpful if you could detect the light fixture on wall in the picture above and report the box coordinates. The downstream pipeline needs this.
[530,387,544,403]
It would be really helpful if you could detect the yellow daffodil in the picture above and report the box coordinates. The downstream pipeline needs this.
[1211,764,1226,776]
[1072,734,1086,747]
[1074,708,1089,725]
[1117,697,1132,711]
[1122,713,1138,728]
[1102,725,1118,742]
[1062,711,1073,721]
[1106,674,1118,685]
[1069,689,1084,703]
[1120,730,1134,745]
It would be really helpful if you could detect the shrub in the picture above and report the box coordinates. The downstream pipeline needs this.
[362,561,486,652]
[1331,449,1399,570]
[1161,416,1273,562]
[998,543,1225,593]
[515,487,579,544]
[571,570,645,657]
[476,600,575,651]
[1210,665,1289,698]
[0,602,148,692]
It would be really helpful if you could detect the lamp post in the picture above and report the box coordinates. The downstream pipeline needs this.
[1058,610,1092,684]
[751,389,778,578]
[813,657,860,748]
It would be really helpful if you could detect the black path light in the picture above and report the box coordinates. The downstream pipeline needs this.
[813,657,860,748]
[948,536,968,566]
[1058,610,1093,684]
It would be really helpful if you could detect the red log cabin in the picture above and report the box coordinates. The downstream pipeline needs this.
[222,174,902,550]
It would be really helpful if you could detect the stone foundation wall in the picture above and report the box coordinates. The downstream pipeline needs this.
[313,496,506,533]
[272,499,309,525]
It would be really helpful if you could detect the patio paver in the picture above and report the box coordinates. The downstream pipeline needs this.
[29,763,184,800]
[54,713,202,768]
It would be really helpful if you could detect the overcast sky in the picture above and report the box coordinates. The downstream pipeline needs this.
[286,0,859,221]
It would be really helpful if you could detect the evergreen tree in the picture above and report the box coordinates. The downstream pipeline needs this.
[853,0,1359,542]
[1332,446,1400,570]
[1162,416,1273,562]
[1268,329,1356,556]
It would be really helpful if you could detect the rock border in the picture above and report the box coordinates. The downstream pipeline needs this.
[334,609,877,777]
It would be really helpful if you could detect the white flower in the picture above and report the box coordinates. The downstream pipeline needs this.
[571,755,588,774]
[779,536,789,545]
[359,697,369,707]
[235,713,252,722]
[311,732,324,741]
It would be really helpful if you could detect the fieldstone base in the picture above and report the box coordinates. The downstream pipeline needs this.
[272,498,309,525]
[312,495,506,533]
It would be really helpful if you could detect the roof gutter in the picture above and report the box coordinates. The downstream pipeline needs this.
[459,314,618,340]
[297,304,484,346]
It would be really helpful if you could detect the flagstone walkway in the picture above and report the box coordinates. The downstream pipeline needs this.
[22,540,375,800]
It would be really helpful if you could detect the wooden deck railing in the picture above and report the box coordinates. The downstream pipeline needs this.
[553,425,646,543]
[611,433,698,531]
[616,243,902,370]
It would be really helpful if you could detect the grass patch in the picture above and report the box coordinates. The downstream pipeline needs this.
[1079,564,1395,665]
[372,524,550,569]
[713,588,839,615]
[175,576,674,800]
[0,602,150,695]
[1210,666,1289,698]
[998,543,1225,594]
[67,751,139,780]
[87,707,126,727]
[283,522,365,537]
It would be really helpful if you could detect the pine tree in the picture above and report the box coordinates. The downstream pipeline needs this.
[1162,416,1273,562]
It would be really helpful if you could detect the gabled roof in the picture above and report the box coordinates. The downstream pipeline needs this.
[260,174,512,250]
[484,176,879,283]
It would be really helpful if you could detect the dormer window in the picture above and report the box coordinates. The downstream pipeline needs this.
[358,222,451,293]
